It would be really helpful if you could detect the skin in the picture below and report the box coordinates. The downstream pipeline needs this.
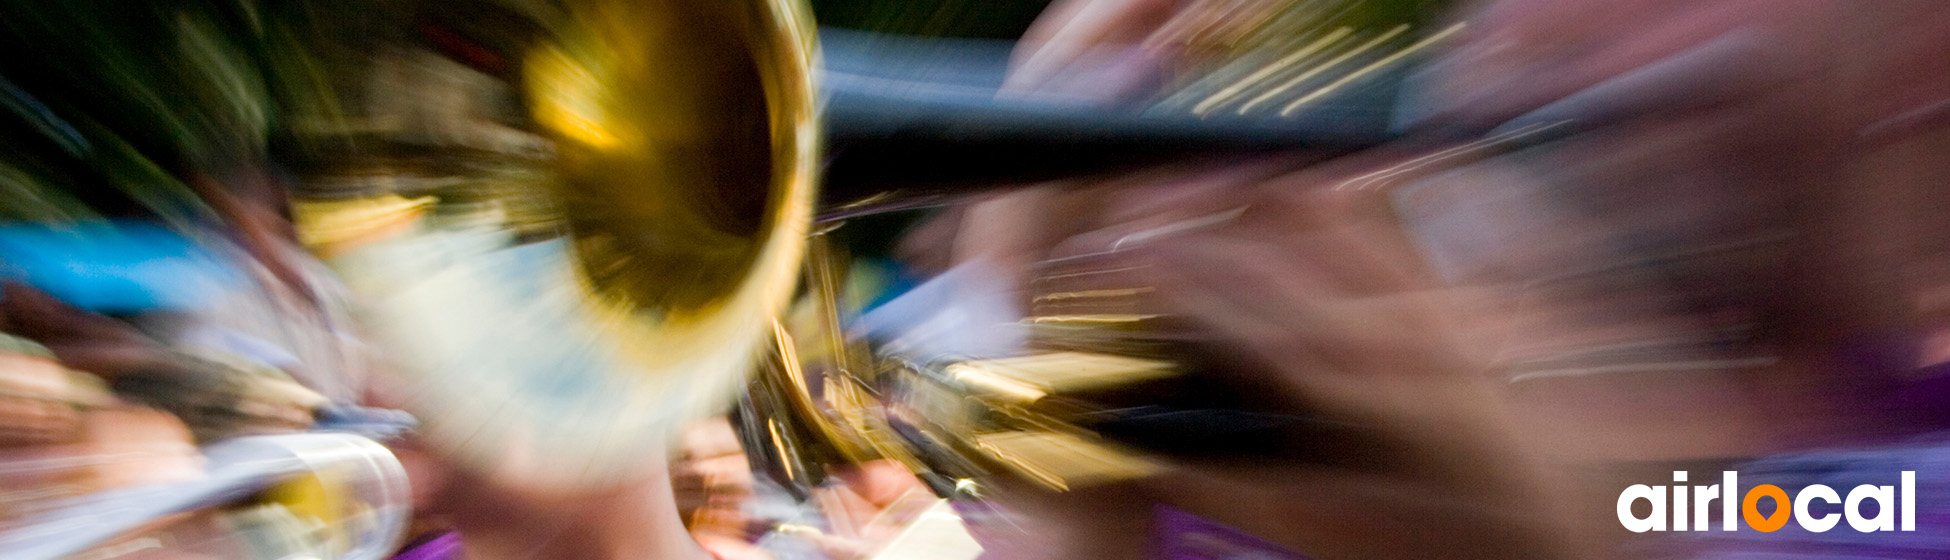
[906,1,1950,558]
[910,153,1589,559]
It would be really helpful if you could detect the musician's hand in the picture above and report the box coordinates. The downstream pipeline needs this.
[673,417,756,530]
[1421,0,1850,133]
[1147,186,1484,446]
[1003,0,1184,102]
[909,156,1587,559]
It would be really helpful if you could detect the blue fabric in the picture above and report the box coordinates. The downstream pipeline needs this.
[0,221,242,313]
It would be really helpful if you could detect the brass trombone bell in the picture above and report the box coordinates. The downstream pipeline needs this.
[292,0,819,491]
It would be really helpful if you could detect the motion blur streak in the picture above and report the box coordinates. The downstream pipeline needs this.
[5,0,1950,559]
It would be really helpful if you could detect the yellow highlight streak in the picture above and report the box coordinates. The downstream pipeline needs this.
[1033,287,1154,302]
[527,46,621,149]
[1281,23,1466,116]
[1238,25,1409,115]
[1027,314,1160,323]
[1193,28,1353,116]
[946,363,1049,404]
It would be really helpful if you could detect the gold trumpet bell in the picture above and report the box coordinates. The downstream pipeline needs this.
[295,0,818,491]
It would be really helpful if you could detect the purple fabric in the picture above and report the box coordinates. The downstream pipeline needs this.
[1154,506,1311,560]
[1675,438,1950,559]
[390,532,463,560]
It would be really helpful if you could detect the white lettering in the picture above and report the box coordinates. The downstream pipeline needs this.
[1693,484,1719,531]
[1674,472,1689,531]
[1903,471,1916,531]
[1845,484,1895,532]
[1722,472,1739,531]
[1794,484,1839,532]
[1618,471,1916,533]
[1618,484,1667,533]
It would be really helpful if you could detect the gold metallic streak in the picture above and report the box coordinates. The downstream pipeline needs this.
[1282,23,1465,116]
[947,363,1050,404]
[1238,24,1408,115]
[1027,314,1161,323]
[974,431,1163,492]
[1333,120,1560,191]
[1193,27,1352,116]
[1034,288,1155,302]
[768,419,797,481]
